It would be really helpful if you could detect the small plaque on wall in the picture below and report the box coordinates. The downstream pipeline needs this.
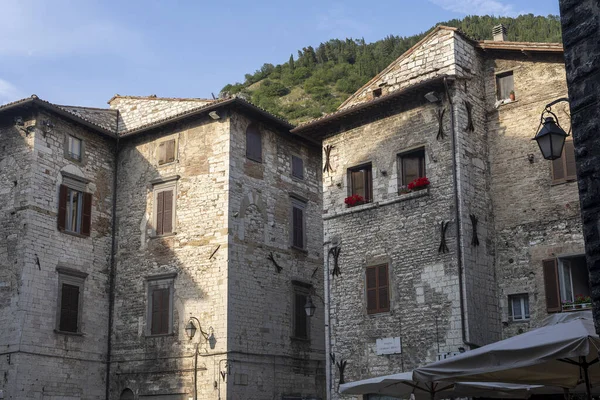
[376,337,402,355]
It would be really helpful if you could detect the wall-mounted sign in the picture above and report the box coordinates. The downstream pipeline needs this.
[376,337,402,355]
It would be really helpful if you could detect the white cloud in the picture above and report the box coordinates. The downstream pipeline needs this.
[428,0,517,16]
[0,79,23,105]
[0,0,144,57]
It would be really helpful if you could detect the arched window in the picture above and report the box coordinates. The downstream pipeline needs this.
[120,389,134,400]
[246,123,262,162]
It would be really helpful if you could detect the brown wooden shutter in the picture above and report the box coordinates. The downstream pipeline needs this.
[151,288,170,334]
[246,124,262,162]
[365,168,373,201]
[58,185,68,231]
[81,192,92,237]
[378,265,390,312]
[552,156,565,182]
[564,141,576,180]
[165,140,175,163]
[60,283,80,332]
[542,258,561,313]
[162,190,173,234]
[295,293,308,338]
[292,156,304,179]
[366,267,377,314]
[351,170,365,197]
[156,191,164,235]
[158,142,166,165]
[403,157,420,185]
[292,206,304,248]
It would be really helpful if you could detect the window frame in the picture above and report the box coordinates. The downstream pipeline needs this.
[551,140,577,184]
[152,180,177,237]
[291,282,311,340]
[398,148,426,188]
[365,264,390,315]
[55,266,88,335]
[146,273,176,337]
[58,172,92,237]
[348,163,373,202]
[157,137,178,166]
[245,123,262,163]
[508,293,530,321]
[290,196,307,250]
[496,71,514,101]
[291,155,304,180]
[64,134,85,163]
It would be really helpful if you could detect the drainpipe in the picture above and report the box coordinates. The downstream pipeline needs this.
[324,244,332,400]
[105,112,120,399]
[443,77,477,349]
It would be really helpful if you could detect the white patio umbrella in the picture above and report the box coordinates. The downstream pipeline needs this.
[412,313,600,400]
[339,371,543,399]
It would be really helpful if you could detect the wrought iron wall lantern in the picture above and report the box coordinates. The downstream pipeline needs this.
[185,316,209,340]
[304,293,324,317]
[14,116,54,138]
[532,98,570,161]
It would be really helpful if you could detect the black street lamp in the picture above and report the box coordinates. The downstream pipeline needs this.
[304,295,316,317]
[532,98,570,160]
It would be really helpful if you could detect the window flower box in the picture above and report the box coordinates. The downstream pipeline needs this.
[399,177,430,195]
[344,194,365,208]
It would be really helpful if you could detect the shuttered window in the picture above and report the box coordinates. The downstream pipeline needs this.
[59,283,80,332]
[246,123,262,162]
[399,149,426,187]
[543,258,561,313]
[291,198,306,249]
[552,140,577,183]
[155,189,174,235]
[292,155,304,179]
[349,164,373,202]
[158,139,176,165]
[57,184,92,237]
[496,71,514,100]
[151,288,170,335]
[366,264,390,314]
[294,292,309,339]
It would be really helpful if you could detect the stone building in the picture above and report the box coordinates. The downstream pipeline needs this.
[293,26,582,399]
[0,95,324,399]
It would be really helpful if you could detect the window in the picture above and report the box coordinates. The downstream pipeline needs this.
[496,71,514,100]
[543,256,590,313]
[552,140,577,183]
[508,294,530,321]
[67,135,83,161]
[290,197,306,249]
[366,264,390,314]
[56,267,87,334]
[292,155,304,179]
[157,139,176,165]
[147,274,176,336]
[246,123,262,162]
[399,148,426,187]
[58,184,92,236]
[153,181,177,236]
[349,163,373,202]
[292,283,310,339]
[373,88,382,98]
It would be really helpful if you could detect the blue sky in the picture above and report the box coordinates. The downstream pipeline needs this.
[0,0,559,108]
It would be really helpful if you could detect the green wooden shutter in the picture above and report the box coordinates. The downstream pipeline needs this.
[543,259,561,313]
[57,185,68,231]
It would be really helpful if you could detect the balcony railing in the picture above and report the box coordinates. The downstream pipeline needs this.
[562,302,592,312]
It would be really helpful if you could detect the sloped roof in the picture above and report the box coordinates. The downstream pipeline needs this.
[107,94,217,104]
[56,105,118,132]
[477,40,563,52]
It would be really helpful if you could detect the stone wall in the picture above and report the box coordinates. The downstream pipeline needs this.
[0,108,115,399]
[227,112,325,399]
[484,52,584,337]
[559,0,600,332]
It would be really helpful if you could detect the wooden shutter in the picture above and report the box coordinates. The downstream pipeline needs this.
[294,293,308,338]
[158,142,166,165]
[542,258,561,313]
[292,156,304,179]
[57,185,68,231]
[59,283,80,332]
[365,168,373,201]
[378,265,390,312]
[165,140,176,163]
[162,190,173,234]
[156,191,164,235]
[564,141,577,180]
[366,267,378,314]
[351,170,365,197]
[151,288,170,334]
[246,124,262,162]
[81,192,92,237]
[552,156,565,182]
[292,206,304,248]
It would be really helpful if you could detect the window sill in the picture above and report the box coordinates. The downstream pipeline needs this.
[65,156,84,164]
[54,329,84,336]
[59,230,89,239]
[290,336,311,343]
[149,232,177,239]
[324,190,430,221]
[367,310,391,317]
[495,99,519,110]
[145,332,175,338]
[246,157,262,164]
[551,178,577,186]
[291,176,305,182]
[157,160,179,168]
[508,319,530,324]
[396,188,430,201]
[290,245,308,254]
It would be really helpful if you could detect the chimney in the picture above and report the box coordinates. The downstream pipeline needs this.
[493,24,507,41]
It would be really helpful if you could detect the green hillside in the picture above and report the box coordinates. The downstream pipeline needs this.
[220,14,562,125]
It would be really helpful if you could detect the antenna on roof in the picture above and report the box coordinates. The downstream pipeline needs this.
[211,92,216,99]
